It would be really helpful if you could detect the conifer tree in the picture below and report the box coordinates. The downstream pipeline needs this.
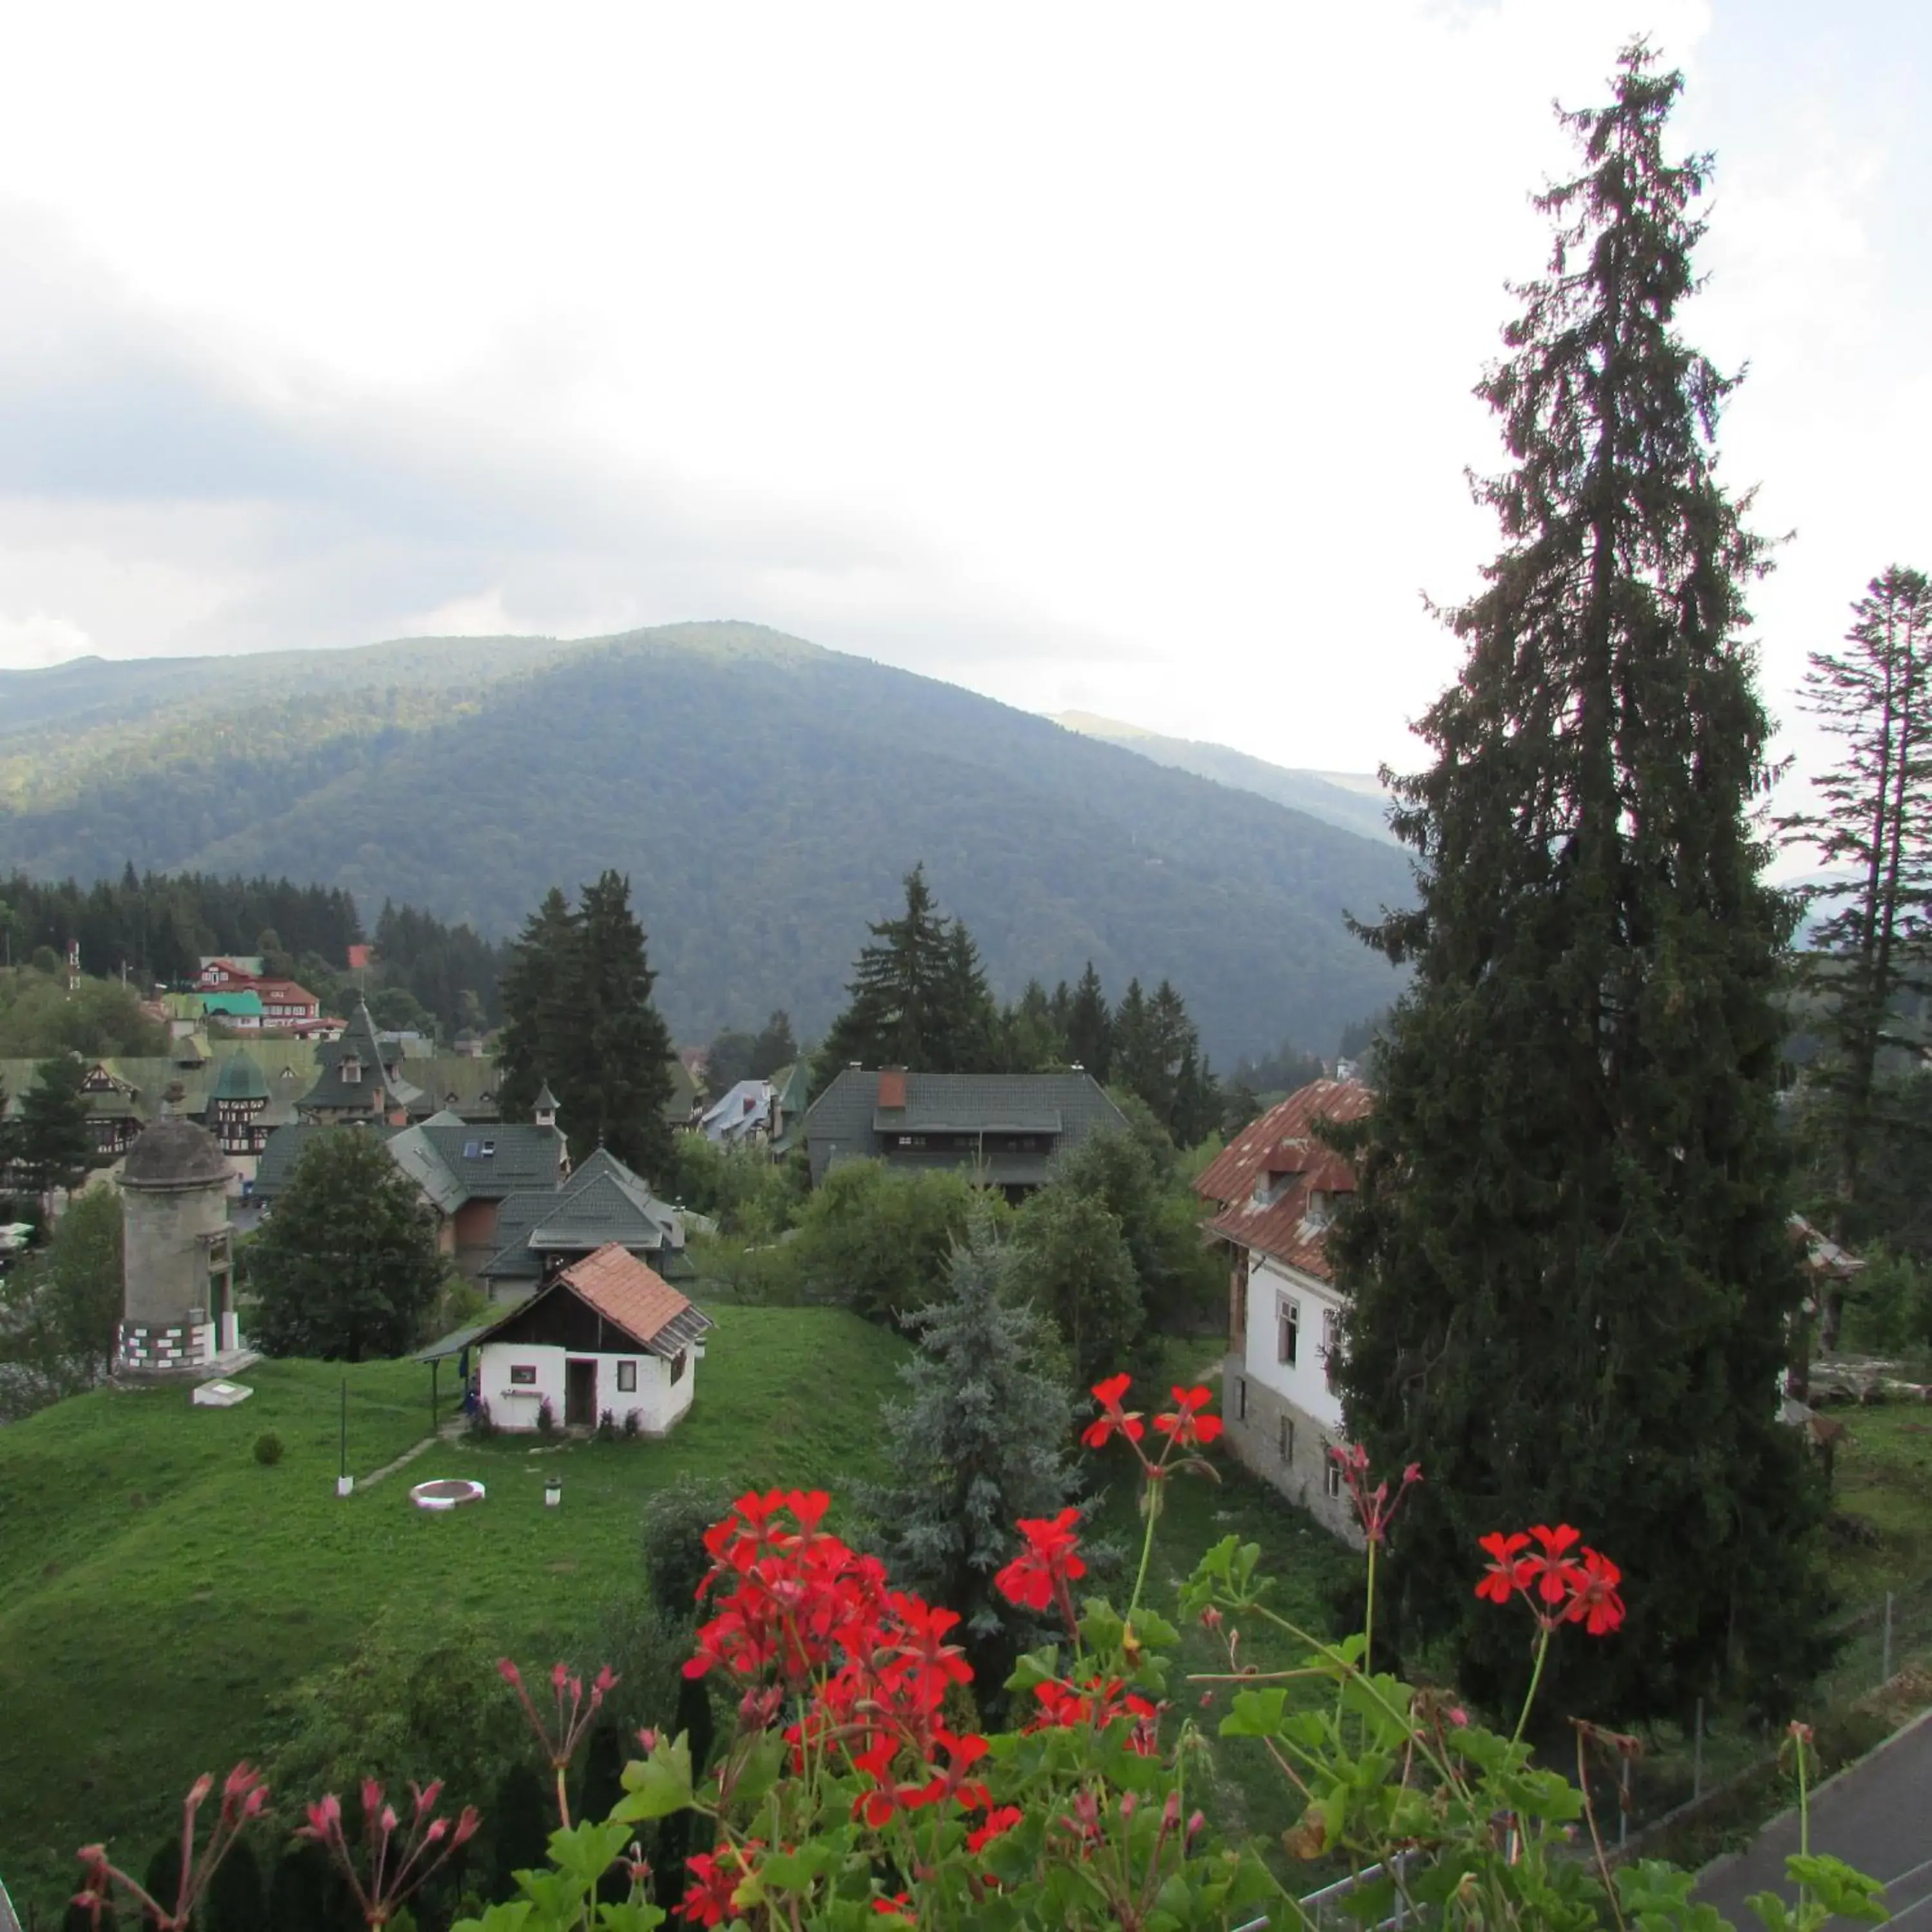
[1110,979,1155,1103]
[1331,49,1830,1721]
[1782,566,1932,1285]
[495,887,577,1122]
[1064,962,1113,1080]
[818,866,954,1074]
[857,1211,1081,1697]
[565,871,676,1178]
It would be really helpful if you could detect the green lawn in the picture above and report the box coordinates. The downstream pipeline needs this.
[0,1306,908,1908]
[1824,1401,1932,1601]
[0,1318,1353,1913]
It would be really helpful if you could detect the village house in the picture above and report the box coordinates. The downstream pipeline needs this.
[254,1088,569,1277]
[480,1142,687,1303]
[1194,1077,1373,1542]
[296,1002,424,1125]
[471,1241,712,1434]
[800,1067,1128,1199]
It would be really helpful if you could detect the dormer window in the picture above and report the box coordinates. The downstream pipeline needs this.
[341,1054,362,1084]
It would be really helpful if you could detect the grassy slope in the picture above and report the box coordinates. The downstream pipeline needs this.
[0,1307,907,1899]
[0,1320,1350,1908]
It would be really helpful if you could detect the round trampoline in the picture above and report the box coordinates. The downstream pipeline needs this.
[410,1477,487,1511]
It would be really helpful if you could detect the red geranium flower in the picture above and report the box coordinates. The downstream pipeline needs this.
[967,1804,1023,1854]
[1564,1548,1626,1636]
[994,1508,1086,1616]
[1153,1386,1224,1448]
[1526,1523,1585,1605]
[1081,1373,1145,1449]
[678,1845,761,1927]
[1475,1530,1533,1604]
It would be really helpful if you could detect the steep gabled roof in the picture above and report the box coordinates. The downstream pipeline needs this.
[1195,1079,1372,1282]
[298,1001,423,1115]
[481,1146,685,1283]
[477,1242,712,1358]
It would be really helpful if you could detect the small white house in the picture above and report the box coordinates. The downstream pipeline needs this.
[473,1242,712,1435]
[1195,1079,1374,1542]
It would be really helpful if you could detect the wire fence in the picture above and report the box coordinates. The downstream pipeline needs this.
[1589,1569,1932,1852]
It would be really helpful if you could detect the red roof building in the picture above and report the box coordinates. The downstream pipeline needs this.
[1195,1079,1372,1542]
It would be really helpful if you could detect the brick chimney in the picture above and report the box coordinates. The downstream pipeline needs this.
[877,1066,907,1110]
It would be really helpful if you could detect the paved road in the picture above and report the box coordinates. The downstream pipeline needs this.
[1696,1711,1932,1926]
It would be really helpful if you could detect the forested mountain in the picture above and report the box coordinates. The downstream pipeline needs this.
[1054,712,1399,846]
[0,624,1408,1057]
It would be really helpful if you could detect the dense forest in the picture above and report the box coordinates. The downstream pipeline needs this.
[0,869,502,1039]
[0,623,1408,1057]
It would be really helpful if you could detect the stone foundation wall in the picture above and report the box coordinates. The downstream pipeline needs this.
[118,1320,213,1374]
[1219,1351,1361,1546]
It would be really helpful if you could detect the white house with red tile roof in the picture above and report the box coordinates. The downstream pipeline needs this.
[1194,1077,1372,1540]
[472,1243,712,1435]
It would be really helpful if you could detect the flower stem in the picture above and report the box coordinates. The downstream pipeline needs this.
[1127,1477,1162,1622]
[1363,1538,1378,1680]
[1510,1625,1551,1750]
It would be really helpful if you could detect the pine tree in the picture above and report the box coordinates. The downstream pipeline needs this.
[935,918,998,1070]
[565,871,676,1178]
[857,1211,1081,1698]
[1110,980,1155,1104]
[1331,48,1830,1722]
[748,1009,799,1079]
[1064,962,1113,1081]
[1781,566,1932,1305]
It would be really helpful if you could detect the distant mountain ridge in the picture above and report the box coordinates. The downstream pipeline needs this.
[1053,711,1399,846]
[0,623,1408,1058]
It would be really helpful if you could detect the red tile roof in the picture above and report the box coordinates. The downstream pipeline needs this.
[1194,1079,1372,1282]
[558,1242,699,1347]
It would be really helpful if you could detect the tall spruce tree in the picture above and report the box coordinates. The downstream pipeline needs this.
[495,877,674,1177]
[857,1211,1081,1700]
[495,886,578,1122]
[1781,567,1932,1297]
[567,870,676,1177]
[19,1052,95,1208]
[1331,49,1830,1722]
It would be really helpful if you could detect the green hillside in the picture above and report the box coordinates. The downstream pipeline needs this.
[0,623,1408,1057]
[0,1309,907,1908]
[1055,710,1399,846]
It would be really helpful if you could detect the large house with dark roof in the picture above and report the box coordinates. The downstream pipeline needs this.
[800,1067,1129,1198]
[480,1146,687,1303]
[255,1102,570,1276]
[1193,1077,1372,1540]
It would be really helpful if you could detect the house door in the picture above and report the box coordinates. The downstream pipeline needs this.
[565,1358,598,1429]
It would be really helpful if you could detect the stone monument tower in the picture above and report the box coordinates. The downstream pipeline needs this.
[119,1115,237,1374]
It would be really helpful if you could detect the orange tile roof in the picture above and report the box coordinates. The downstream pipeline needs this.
[1195,1079,1372,1282]
[557,1242,699,1348]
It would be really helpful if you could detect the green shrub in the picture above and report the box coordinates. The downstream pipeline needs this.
[536,1398,556,1438]
[251,1431,284,1467]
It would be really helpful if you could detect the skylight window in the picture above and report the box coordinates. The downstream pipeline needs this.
[464,1140,481,1159]
[481,1140,496,1157]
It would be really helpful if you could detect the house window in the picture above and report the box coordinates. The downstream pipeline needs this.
[1278,1295,1300,1367]
[617,1361,638,1393]
[480,1139,496,1157]
[1321,1307,1341,1392]
[670,1349,688,1385]
[1279,1415,1294,1464]
[341,1056,362,1084]
[1236,1376,1247,1421]
[509,1365,537,1387]
[1323,1446,1343,1500]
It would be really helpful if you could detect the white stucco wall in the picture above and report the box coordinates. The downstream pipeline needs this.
[1242,1255,1345,1434]
[478,1340,697,1435]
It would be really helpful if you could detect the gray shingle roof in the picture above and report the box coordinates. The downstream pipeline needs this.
[298,1002,423,1117]
[481,1147,686,1285]
[802,1068,1129,1188]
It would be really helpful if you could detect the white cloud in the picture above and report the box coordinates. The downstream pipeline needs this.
[0,609,93,670]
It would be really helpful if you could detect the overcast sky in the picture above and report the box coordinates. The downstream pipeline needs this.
[0,1,1926,794]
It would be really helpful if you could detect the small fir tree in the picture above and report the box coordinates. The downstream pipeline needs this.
[247,1130,446,1360]
[817,864,958,1075]
[857,1211,1081,1697]
[494,887,577,1124]
[564,871,676,1177]
[1331,48,1832,1721]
